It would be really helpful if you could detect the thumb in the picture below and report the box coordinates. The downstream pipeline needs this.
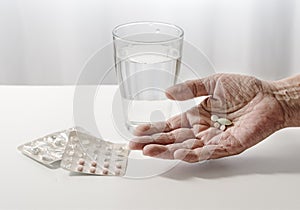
[166,76,216,101]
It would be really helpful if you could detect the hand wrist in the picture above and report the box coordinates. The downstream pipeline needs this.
[270,75,300,128]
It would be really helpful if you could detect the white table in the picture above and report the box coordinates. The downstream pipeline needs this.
[1,85,300,210]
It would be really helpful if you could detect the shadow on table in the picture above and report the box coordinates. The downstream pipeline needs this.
[161,149,300,180]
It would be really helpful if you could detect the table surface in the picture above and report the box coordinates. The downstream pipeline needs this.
[1,85,300,210]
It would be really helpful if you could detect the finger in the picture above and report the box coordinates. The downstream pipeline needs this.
[166,75,218,101]
[142,144,169,158]
[134,99,214,137]
[129,136,155,150]
[192,124,210,134]
[129,128,195,150]
[185,105,211,127]
[174,145,228,163]
[133,113,190,136]
[142,139,205,159]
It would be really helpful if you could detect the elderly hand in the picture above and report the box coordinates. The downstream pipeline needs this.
[129,73,298,163]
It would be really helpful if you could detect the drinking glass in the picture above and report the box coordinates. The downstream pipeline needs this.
[113,21,184,131]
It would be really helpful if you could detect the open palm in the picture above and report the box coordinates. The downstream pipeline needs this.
[129,74,285,162]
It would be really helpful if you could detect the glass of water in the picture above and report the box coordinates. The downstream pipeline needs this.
[113,21,184,131]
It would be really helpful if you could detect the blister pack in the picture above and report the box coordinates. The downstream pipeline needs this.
[60,130,129,176]
[17,128,76,166]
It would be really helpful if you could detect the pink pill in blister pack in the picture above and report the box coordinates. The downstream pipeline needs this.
[60,130,130,176]
[18,127,130,176]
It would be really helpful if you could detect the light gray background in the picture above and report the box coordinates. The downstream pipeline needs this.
[0,0,299,85]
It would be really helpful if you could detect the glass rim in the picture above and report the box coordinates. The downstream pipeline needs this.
[112,21,184,44]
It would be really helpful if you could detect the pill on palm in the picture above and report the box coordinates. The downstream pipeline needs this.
[217,118,232,126]
[220,125,226,131]
[213,122,221,129]
[211,115,219,122]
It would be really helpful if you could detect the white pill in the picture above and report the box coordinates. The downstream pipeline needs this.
[217,118,232,126]
[213,122,221,129]
[220,125,226,131]
[211,115,219,122]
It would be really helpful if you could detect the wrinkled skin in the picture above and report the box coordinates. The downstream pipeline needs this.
[129,73,291,163]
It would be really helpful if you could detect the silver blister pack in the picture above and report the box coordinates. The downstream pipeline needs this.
[17,128,74,166]
[60,130,129,176]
